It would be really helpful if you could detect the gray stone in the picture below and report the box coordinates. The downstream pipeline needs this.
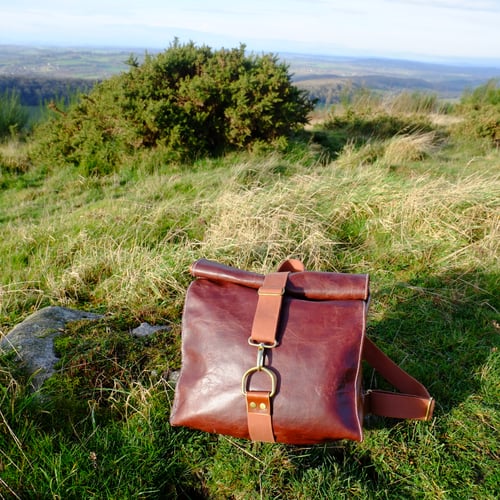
[131,322,170,338]
[0,306,103,390]
[167,369,180,386]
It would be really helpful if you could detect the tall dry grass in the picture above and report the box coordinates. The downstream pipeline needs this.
[1,105,499,498]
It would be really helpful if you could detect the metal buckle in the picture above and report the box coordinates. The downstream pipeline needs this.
[241,341,278,397]
[248,338,279,349]
[258,287,284,296]
[241,366,277,398]
[425,397,434,420]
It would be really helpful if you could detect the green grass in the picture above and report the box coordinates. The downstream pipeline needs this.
[1,102,499,498]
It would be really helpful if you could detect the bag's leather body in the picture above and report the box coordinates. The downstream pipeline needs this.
[170,259,434,444]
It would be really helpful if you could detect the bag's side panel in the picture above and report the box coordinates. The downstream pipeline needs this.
[170,279,366,444]
[271,297,365,443]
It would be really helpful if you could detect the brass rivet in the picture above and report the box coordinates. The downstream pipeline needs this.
[249,402,257,409]
[259,403,267,410]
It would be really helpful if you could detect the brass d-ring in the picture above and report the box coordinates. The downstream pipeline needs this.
[241,366,277,398]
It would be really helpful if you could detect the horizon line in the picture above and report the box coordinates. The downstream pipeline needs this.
[2,40,500,69]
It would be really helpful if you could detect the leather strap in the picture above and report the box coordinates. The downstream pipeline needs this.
[277,259,305,272]
[246,391,275,442]
[250,272,289,345]
[245,271,289,442]
[363,337,434,420]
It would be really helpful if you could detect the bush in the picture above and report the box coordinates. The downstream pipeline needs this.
[455,79,500,145]
[461,78,500,108]
[30,40,316,174]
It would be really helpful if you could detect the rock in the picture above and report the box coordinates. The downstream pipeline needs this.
[0,306,103,390]
[131,322,171,338]
[167,369,180,386]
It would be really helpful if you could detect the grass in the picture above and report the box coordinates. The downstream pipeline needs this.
[0,100,499,498]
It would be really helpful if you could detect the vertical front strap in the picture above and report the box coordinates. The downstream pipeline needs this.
[245,271,289,442]
[250,272,289,345]
[246,391,275,442]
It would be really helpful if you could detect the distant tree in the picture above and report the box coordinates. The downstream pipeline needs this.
[30,40,316,174]
[0,75,95,107]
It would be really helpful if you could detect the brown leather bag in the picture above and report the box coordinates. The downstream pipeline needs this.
[170,259,434,444]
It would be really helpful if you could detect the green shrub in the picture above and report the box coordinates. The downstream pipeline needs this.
[454,79,500,145]
[30,40,316,174]
[461,78,500,108]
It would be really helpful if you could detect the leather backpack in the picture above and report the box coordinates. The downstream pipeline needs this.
[170,259,434,444]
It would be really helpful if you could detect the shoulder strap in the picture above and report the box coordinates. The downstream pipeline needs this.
[276,260,434,421]
[363,337,434,420]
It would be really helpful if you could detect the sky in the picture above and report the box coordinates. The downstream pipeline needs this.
[1,0,500,64]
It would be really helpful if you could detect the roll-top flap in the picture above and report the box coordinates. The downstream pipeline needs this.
[190,259,369,301]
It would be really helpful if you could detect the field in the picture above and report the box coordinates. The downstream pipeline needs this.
[2,45,500,104]
[0,45,136,79]
[0,50,499,498]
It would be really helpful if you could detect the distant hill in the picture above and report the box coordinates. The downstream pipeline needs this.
[282,53,500,103]
[1,45,499,107]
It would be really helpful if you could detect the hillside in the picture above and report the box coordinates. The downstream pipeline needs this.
[1,70,499,497]
[285,52,500,101]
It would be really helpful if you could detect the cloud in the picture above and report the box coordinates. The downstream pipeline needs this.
[1,0,499,62]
